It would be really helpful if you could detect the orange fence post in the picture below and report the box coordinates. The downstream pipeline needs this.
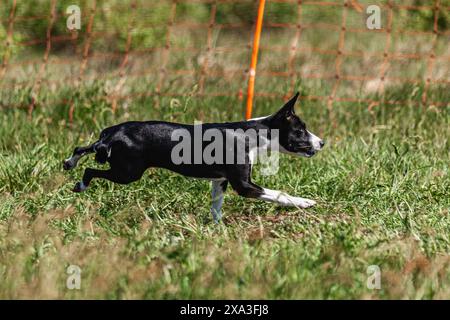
[245,0,266,120]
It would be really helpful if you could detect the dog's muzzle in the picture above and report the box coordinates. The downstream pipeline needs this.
[303,139,325,157]
[308,131,325,152]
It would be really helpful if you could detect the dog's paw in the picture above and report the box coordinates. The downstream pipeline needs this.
[72,181,87,193]
[63,159,75,170]
[292,197,316,208]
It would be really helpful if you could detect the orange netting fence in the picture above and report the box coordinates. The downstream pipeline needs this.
[0,0,449,120]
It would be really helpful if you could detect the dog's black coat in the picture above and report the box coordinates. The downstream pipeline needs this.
[64,93,320,200]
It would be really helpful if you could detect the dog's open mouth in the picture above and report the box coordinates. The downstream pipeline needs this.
[306,149,316,157]
[298,149,316,157]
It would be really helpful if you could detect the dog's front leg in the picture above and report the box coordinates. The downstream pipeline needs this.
[229,179,316,209]
[210,180,228,223]
[258,188,316,208]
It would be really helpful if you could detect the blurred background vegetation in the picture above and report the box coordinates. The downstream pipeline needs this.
[1,0,448,54]
[0,0,449,112]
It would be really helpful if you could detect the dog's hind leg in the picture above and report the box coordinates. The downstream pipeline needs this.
[73,166,145,192]
[73,168,107,192]
[211,180,228,223]
[63,143,98,170]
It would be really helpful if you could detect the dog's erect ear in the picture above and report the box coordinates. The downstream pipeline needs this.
[273,92,299,118]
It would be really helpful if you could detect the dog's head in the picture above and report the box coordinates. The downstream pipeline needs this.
[267,92,324,157]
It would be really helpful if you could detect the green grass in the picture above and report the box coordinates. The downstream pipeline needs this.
[0,82,449,299]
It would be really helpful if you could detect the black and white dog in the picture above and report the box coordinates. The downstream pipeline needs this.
[63,92,324,222]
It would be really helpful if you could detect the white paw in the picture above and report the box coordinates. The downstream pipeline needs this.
[292,197,316,208]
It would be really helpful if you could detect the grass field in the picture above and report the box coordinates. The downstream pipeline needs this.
[0,81,449,299]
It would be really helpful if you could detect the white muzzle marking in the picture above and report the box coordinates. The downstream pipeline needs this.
[307,130,323,151]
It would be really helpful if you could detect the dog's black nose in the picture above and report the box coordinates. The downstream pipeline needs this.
[319,140,325,148]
